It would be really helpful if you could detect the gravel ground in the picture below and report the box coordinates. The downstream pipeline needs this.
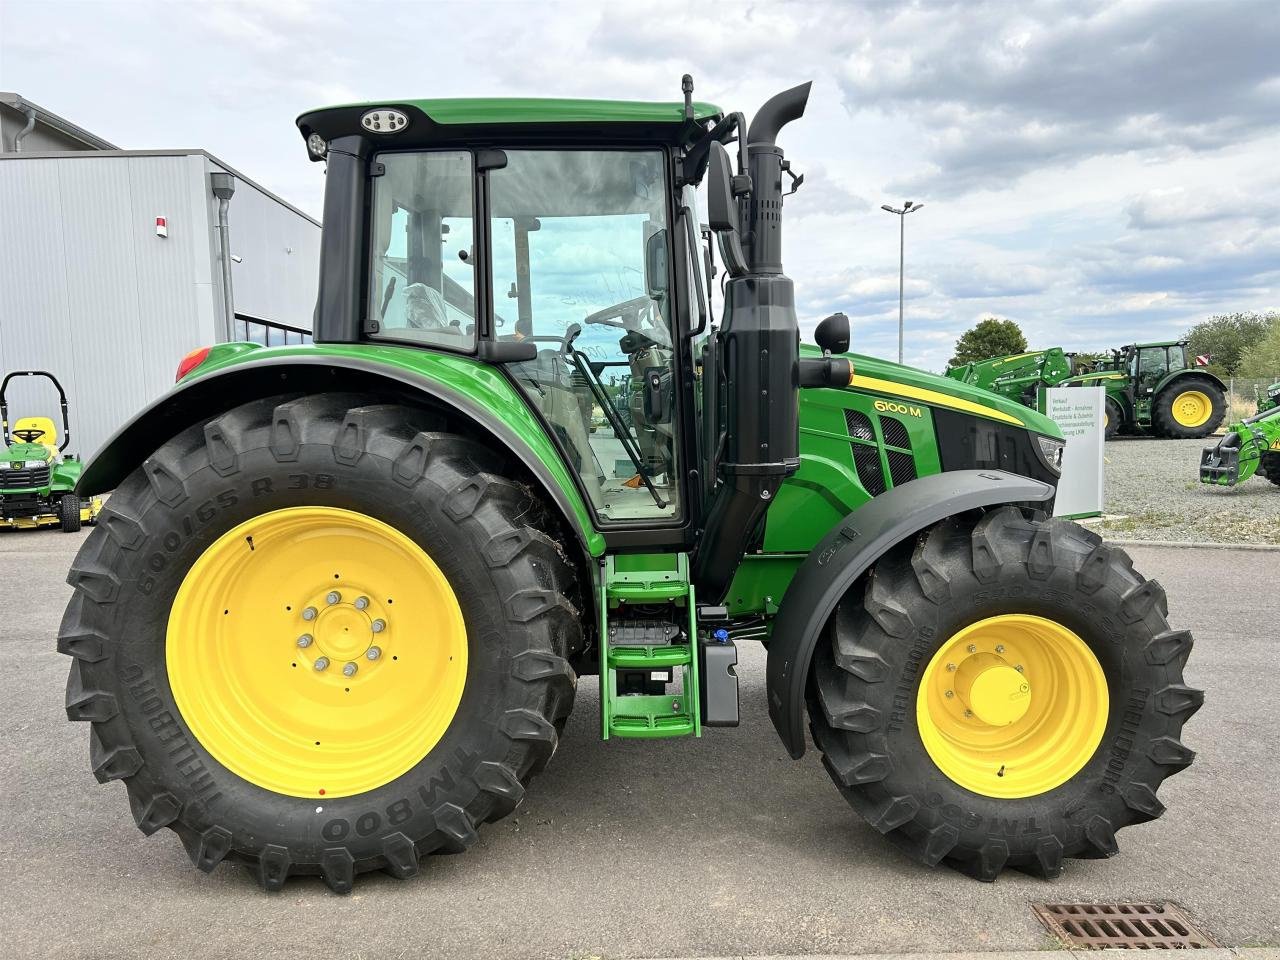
[1099,435,1279,545]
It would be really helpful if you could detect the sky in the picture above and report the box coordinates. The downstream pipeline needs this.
[2,0,1277,371]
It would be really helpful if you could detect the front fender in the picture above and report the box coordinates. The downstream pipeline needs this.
[765,469,1055,759]
[76,345,604,557]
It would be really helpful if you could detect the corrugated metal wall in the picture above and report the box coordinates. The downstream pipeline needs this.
[0,152,319,460]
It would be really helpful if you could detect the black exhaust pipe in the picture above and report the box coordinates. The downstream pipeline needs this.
[693,82,811,603]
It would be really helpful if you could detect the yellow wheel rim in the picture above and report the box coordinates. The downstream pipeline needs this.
[916,615,1108,799]
[1171,390,1212,427]
[167,506,467,798]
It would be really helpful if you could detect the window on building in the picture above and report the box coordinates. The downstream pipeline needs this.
[234,315,311,348]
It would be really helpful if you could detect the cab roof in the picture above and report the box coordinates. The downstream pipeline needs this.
[297,98,724,156]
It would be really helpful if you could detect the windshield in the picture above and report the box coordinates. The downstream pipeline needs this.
[490,149,681,523]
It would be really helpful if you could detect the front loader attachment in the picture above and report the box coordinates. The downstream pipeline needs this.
[1200,432,1246,486]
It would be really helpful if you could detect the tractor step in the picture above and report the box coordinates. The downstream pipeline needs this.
[599,553,701,740]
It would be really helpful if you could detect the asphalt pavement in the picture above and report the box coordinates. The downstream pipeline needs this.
[1,529,1276,960]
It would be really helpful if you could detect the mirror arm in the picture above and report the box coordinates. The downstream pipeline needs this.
[682,206,708,337]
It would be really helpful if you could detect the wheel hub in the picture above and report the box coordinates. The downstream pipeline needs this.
[1172,390,1211,427]
[953,654,1031,726]
[305,593,384,667]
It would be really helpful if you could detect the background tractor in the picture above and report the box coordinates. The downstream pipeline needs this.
[0,370,98,531]
[1254,381,1279,415]
[60,80,1200,893]
[1200,403,1280,487]
[950,340,1226,440]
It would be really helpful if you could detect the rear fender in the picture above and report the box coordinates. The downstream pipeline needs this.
[76,352,603,556]
[765,469,1055,758]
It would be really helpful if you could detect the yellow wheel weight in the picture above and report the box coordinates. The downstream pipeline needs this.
[1171,390,1212,428]
[167,507,468,798]
[916,615,1108,799]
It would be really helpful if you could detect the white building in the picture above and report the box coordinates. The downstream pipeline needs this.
[0,93,320,457]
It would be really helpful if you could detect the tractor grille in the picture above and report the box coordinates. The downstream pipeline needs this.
[886,449,917,486]
[881,416,912,450]
[0,463,50,488]
[1033,903,1217,949]
[844,410,887,496]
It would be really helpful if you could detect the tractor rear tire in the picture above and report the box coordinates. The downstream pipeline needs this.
[59,393,580,892]
[59,494,82,533]
[1260,452,1280,486]
[808,507,1201,881]
[1153,378,1226,439]
[1104,398,1121,441]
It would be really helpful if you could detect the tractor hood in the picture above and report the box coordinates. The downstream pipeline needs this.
[805,345,1063,439]
[0,442,53,465]
[1060,370,1127,387]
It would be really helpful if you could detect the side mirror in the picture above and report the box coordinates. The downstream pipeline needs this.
[707,142,747,277]
[814,312,850,355]
[644,229,669,300]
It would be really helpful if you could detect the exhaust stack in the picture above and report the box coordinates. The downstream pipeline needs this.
[693,82,811,602]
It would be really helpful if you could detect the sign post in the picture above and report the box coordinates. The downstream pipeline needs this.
[1044,386,1104,519]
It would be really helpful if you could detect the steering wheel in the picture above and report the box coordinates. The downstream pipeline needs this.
[12,428,47,444]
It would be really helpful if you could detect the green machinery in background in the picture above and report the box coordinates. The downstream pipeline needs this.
[944,348,1076,407]
[1254,381,1279,415]
[1200,403,1280,487]
[948,340,1226,440]
[0,371,99,532]
[59,80,1200,893]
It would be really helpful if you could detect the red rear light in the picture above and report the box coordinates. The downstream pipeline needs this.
[175,346,213,382]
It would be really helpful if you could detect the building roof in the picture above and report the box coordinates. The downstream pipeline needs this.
[0,92,118,151]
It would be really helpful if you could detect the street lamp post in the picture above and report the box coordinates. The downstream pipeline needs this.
[880,200,923,364]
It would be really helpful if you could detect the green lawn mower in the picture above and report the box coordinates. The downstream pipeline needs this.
[60,79,1200,893]
[1199,403,1280,487]
[0,371,99,532]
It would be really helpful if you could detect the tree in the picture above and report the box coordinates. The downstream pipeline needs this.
[1236,321,1280,379]
[948,317,1028,367]
[1185,311,1278,376]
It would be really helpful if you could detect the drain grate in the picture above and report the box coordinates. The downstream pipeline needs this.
[1033,902,1217,949]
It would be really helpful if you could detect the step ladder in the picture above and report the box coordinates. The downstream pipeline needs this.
[599,552,701,739]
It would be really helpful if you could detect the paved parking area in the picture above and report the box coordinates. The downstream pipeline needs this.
[1,530,1276,960]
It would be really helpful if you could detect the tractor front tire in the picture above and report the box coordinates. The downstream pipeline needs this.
[1260,452,1280,486]
[1154,378,1226,439]
[60,494,82,533]
[1104,398,1121,441]
[809,507,1201,881]
[60,394,580,892]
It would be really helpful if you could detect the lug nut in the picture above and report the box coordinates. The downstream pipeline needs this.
[371,619,386,634]
[343,662,358,677]
[302,606,317,621]
[296,634,313,648]
[945,690,955,699]
[366,646,381,661]
[995,644,1005,654]
[354,596,370,610]
[1015,664,1024,673]
[326,591,342,605]
[946,662,957,672]
[966,644,977,653]
[314,656,330,671]
[963,709,973,718]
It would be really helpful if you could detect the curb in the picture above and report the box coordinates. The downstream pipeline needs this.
[1106,538,1280,553]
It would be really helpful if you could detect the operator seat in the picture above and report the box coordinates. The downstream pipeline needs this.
[12,416,58,457]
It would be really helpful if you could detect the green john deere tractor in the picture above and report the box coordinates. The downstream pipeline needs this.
[950,341,1226,441]
[1,370,99,532]
[61,80,1201,892]
[1200,403,1280,487]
